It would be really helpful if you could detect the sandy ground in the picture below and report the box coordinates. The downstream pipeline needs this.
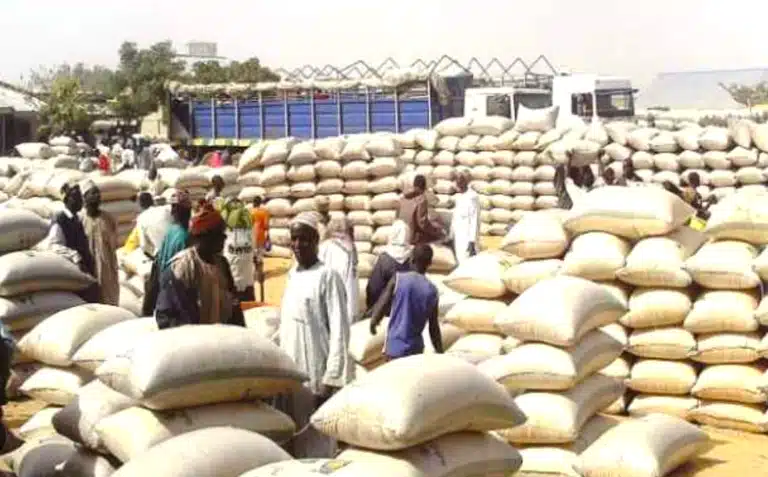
[4,236,768,475]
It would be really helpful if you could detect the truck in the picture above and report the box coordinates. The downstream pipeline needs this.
[164,56,636,148]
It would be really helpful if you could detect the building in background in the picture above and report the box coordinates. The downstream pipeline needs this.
[175,42,230,72]
[0,81,43,153]
[638,68,768,111]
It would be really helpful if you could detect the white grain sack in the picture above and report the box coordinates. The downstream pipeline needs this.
[628,359,698,395]
[685,240,760,289]
[576,414,708,477]
[96,325,306,410]
[704,191,768,244]
[500,212,569,259]
[310,354,525,450]
[20,366,92,406]
[495,276,626,347]
[689,401,768,433]
[692,364,767,404]
[616,227,704,288]
[691,332,762,364]
[620,288,692,329]
[561,232,630,281]
[444,252,519,299]
[0,251,95,297]
[498,374,624,444]
[628,327,696,360]
[627,395,699,420]
[502,259,563,295]
[683,289,759,334]
[479,329,623,391]
[443,299,507,334]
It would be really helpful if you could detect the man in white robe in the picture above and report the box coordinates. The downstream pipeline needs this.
[319,216,360,324]
[277,212,354,458]
[450,170,480,264]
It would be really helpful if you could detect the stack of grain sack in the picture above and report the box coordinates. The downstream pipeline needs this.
[6,323,307,476]
[0,208,97,402]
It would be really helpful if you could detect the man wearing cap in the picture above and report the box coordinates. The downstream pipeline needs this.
[80,180,120,306]
[154,201,245,329]
[142,189,193,315]
[276,211,354,458]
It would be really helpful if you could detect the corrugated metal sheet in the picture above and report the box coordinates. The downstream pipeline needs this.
[637,68,768,110]
[0,82,43,113]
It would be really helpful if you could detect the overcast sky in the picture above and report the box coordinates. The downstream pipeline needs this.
[1,0,766,88]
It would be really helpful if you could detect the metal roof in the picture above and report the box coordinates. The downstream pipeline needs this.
[637,68,768,110]
[0,81,43,113]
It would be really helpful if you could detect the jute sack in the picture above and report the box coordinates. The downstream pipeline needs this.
[72,318,158,372]
[691,364,768,404]
[628,359,698,395]
[628,395,699,420]
[704,191,768,244]
[615,227,705,288]
[310,354,525,450]
[89,177,137,202]
[19,304,136,367]
[109,427,291,477]
[97,402,295,463]
[52,380,136,450]
[243,306,280,343]
[13,438,77,477]
[59,448,117,477]
[0,209,49,254]
[564,186,694,239]
[18,407,60,441]
[0,291,85,332]
[0,251,95,297]
[446,334,505,364]
[561,232,630,280]
[443,252,519,299]
[245,432,522,477]
[691,332,762,364]
[683,289,759,334]
[620,288,692,329]
[424,324,467,354]
[576,414,708,477]
[515,415,620,477]
[500,212,569,259]
[479,329,623,391]
[689,401,768,433]
[597,282,631,311]
[627,327,696,360]
[684,240,760,289]
[95,325,306,410]
[495,276,626,347]
[502,259,563,294]
[497,374,624,444]
[20,366,93,406]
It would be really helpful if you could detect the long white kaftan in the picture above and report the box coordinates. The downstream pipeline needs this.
[450,188,480,264]
[319,239,360,324]
[277,261,354,458]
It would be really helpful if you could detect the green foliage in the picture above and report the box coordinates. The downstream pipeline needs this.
[38,76,91,137]
[720,82,768,108]
[24,42,279,126]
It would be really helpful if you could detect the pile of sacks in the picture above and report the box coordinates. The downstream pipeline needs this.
[6,323,307,476]
[0,208,97,400]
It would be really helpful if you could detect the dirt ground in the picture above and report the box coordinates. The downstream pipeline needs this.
[4,236,768,475]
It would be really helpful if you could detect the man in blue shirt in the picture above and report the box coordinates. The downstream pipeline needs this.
[369,244,442,360]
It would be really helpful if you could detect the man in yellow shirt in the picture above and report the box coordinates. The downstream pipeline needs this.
[122,193,155,253]
[249,196,270,301]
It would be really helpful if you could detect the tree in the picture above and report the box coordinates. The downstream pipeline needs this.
[720,82,768,109]
[23,63,116,94]
[228,58,280,83]
[38,76,91,138]
[190,60,230,84]
[111,41,187,122]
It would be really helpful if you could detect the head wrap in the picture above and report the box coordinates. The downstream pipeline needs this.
[291,212,320,233]
[189,201,225,236]
[169,189,191,207]
[79,179,98,196]
[326,216,355,254]
[383,220,412,263]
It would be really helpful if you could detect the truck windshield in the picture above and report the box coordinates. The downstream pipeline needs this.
[595,90,634,118]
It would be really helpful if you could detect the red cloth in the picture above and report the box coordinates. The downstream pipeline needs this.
[98,154,110,173]
[190,202,225,236]
[209,151,223,168]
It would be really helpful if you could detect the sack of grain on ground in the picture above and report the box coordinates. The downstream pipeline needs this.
[446,333,505,364]
[627,395,700,420]
[684,240,760,289]
[443,252,519,299]
[310,354,525,450]
[19,304,136,367]
[704,191,768,244]
[497,374,624,444]
[691,364,768,404]
[0,291,85,332]
[564,186,695,239]
[628,359,698,395]
[561,232,630,280]
[95,325,306,410]
[479,328,623,391]
[0,251,95,297]
[616,227,705,288]
[52,380,136,451]
[627,327,696,360]
[691,332,762,364]
[71,318,158,372]
[20,366,92,406]
[576,414,708,477]
[495,276,626,347]
[683,289,760,334]
[501,259,563,294]
[689,400,768,433]
[620,288,693,329]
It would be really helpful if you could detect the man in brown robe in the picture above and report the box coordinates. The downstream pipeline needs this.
[397,175,445,246]
[80,180,120,306]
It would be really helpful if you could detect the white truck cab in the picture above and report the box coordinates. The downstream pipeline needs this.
[462,73,635,126]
